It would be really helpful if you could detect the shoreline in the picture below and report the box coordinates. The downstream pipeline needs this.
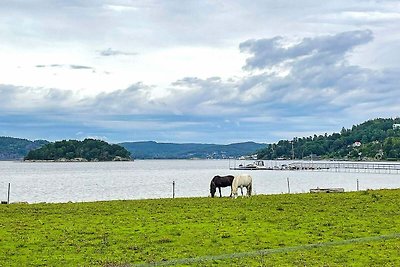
[2,188,396,205]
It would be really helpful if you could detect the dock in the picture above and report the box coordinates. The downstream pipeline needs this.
[289,161,400,174]
[229,160,400,174]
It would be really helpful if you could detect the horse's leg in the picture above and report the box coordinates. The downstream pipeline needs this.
[232,186,238,199]
[218,187,222,197]
[248,183,252,196]
[230,186,232,197]
[240,186,244,196]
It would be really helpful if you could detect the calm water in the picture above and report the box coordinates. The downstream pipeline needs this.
[0,160,399,203]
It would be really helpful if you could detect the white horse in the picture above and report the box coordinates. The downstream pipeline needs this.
[232,174,252,198]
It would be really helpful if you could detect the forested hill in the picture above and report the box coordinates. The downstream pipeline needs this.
[0,137,48,160]
[0,137,265,160]
[4,118,400,161]
[119,141,265,159]
[257,118,400,161]
[25,139,131,162]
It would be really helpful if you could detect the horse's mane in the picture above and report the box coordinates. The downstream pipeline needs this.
[210,180,216,188]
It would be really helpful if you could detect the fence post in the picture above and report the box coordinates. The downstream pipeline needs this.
[287,178,290,194]
[172,181,175,198]
[7,183,10,204]
[356,179,359,191]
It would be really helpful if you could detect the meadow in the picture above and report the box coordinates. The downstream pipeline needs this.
[0,189,399,266]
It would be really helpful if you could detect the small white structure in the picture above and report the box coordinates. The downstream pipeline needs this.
[353,141,362,147]
[393,124,400,130]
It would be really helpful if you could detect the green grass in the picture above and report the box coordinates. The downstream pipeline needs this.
[1,189,400,266]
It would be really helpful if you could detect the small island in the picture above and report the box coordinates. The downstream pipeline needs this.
[24,139,131,162]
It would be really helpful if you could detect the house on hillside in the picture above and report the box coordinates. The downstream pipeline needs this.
[393,124,400,130]
[352,141,362,147]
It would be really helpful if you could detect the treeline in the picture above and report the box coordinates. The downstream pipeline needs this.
[257,118,400,160]
[0,137,48,160]
[25,139,131,161]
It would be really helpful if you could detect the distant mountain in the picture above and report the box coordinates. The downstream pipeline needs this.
[0,137,265,160]
[119,141,266,159]
[0,137,49,160]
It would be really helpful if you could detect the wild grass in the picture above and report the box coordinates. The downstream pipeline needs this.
[0,189,399,266]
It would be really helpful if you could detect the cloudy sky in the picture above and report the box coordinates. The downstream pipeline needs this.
[1,0,400,144]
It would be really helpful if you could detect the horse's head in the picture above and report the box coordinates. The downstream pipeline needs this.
[210,180,217,198]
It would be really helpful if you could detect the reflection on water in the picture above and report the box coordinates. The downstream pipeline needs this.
[0,160,399,203]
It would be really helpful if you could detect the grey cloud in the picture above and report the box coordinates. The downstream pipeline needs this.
[99,48,137,57]
[35,64,94,70]
[35,64,58,68]
[168,76,243,115]
[162,30,398,123]
[69,65,94,70]
[0,84,76,112]
[88,83,157,114]
[240,30,373,70]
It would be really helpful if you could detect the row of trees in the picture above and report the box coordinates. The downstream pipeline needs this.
[25,139,131,161]
[257,118,400,160]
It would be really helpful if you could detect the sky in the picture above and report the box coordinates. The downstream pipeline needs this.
[1,0,400,144]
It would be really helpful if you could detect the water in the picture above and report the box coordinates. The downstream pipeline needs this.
[0,160,399,203]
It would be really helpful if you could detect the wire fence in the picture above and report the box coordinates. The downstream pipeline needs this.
[133,233,400,266]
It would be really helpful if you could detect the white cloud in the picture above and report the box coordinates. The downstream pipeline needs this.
[103,4,139,12]
[311,11,400,25]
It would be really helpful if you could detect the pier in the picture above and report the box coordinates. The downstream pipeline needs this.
[289,161,400,174]
[229,160,400,174]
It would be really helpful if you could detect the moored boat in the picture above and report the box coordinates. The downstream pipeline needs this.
[235,160,268,170]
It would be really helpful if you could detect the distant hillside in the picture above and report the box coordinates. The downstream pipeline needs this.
[25,139,131,162]
[119,141,266,159]
[257,118,400,161]
[0,137,49,160]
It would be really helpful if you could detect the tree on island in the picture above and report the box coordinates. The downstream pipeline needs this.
[24,139,131,161]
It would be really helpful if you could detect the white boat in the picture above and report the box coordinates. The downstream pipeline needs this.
[235,160,268,170]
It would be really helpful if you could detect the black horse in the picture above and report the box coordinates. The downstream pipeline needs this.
[210,175,235,198]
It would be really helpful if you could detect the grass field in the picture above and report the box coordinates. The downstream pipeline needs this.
[1,189,400,266]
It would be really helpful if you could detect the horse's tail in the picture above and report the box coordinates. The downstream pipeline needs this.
[247,175,253,196]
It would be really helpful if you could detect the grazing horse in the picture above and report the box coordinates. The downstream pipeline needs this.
[232,174,252,198]
[210,175,235,198]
